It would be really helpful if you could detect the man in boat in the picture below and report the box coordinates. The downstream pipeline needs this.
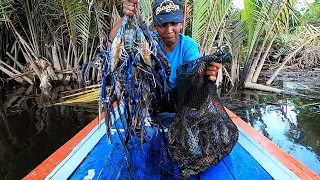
[110,0,221,111]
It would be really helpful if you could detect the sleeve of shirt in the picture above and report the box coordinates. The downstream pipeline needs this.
[184,39,201,62]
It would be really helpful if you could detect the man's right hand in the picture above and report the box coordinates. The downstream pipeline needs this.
[123,0,138,17]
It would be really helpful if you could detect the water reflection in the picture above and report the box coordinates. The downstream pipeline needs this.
[1,78,319,178]
[222,85,320,175]
[0,86,97,180]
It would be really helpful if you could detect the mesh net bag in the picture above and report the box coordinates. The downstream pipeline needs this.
[168,52,239,178]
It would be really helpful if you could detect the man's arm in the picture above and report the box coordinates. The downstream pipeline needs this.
[184,38,221,81]
[109,0,138,46]
[109,18,124,45]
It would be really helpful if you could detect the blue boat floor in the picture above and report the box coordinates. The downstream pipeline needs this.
[70,134,272,180]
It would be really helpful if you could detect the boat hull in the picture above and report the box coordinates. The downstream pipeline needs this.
[24,109,319,180]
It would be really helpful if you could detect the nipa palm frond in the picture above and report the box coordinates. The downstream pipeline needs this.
[192,0,211,43]
[54,90,100,107]
[93,4,109,48]
[0,0,12,23]
[61,0,90,47]
[205,0,233,55]
[139,0,154,25]
[54,84,104,107]
[224,20,246,58]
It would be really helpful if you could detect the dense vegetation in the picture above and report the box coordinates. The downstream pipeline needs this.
[0,0,319,92]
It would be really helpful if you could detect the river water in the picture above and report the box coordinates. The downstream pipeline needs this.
[221,72,320,175]
[0,73,319,179]
[0,85,97,180]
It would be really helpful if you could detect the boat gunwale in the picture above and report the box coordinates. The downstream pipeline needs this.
[23,108,320,180]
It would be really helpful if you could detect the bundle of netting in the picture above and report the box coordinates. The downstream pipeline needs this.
[168,51,239,178]
[99,14,171,155]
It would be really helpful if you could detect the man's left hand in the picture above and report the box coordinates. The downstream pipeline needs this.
[206,62,222,81]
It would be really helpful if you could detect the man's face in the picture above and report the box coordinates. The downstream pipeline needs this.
[155,22,182,47]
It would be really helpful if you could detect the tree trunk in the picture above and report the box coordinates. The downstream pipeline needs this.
[244,82,283,93]
[52,43,63,80]
[6,52,24,71]
[266,32,320,85]
[216,67,223,87]
[0,65,24,83]
[0,59,33,84]
[245,36,268,83]
[231,53,238,84]
[0,26,4,63]
[239,25,264,87]
[252,36,276,83]
[246,0,288,83]
[223,66,234,86]
[10,24,41,77]
[200,0,219,55]
[47,66,58,81]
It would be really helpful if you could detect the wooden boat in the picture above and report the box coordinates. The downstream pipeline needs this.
[24,108,319,180]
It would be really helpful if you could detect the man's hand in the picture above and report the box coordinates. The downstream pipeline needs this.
[206,62,221,81]
[123,0,138,17]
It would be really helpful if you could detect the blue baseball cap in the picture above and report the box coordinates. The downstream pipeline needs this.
[152,0,184,26]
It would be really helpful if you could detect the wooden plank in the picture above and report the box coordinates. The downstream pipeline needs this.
[130,137,162,180]
[225,108,320,180]
[237,126,299,179]
[69,134,121,180]
[95,137,130,179]
[223,143,272,180]
[200,160,234,180]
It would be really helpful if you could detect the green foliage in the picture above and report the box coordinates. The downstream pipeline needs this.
[206,0,233,52]
[60,0,90,48]
[140,0,155,25]
[92,4,109,48]
[1,0,317,86]
[191,0,211,43]
[0,0,12,24]
[291,97,320,137]
[242,0,258,43]
[302,0,320,26]
[224,18,247,59]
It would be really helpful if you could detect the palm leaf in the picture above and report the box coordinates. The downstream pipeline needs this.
[54,84,104,107]
[301,102,320,108]
[14,0,43,56]
[191,0,211,43]
[61,0,90,48]
[205,0,233,54]
[140,0,154,25]
[54,90,100,106]
[224,20,246,59]
[0,0,12,23]
[93,4,109,48]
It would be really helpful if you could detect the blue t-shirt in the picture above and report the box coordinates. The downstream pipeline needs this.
[159,33,200,89]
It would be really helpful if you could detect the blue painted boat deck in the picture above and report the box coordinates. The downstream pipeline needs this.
[70,133,272,180]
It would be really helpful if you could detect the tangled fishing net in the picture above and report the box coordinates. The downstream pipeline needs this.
[168,52,239,178]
